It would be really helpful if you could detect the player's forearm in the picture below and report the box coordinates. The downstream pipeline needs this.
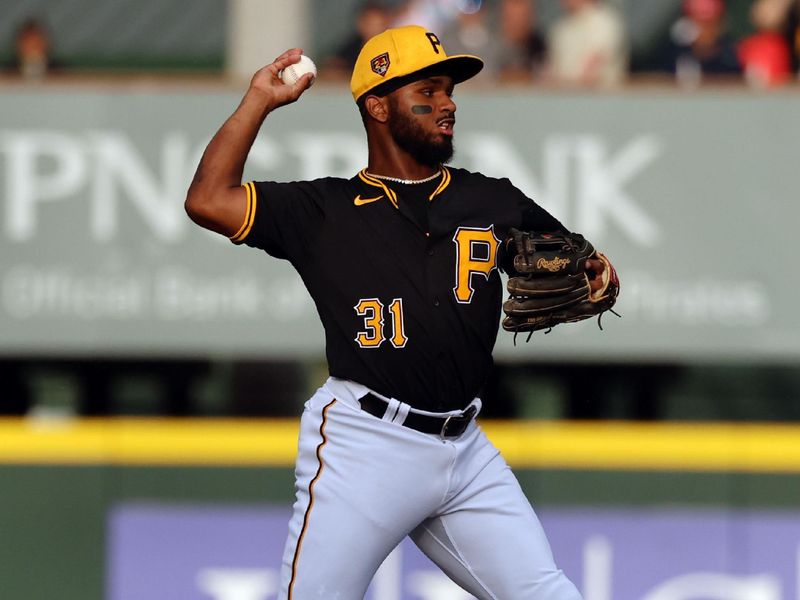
[187,89,273,202]
[184,88,277,233]
[185,50,312,235]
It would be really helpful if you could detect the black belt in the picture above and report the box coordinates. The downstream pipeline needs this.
[358,392,477,439]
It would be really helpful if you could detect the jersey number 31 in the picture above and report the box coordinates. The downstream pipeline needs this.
[354,298,407,349]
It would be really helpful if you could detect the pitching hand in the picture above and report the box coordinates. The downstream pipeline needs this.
[249,49,314,110]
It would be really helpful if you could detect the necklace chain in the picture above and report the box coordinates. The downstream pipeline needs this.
[367,170,442,185]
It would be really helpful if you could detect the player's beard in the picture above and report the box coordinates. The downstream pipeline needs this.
[388,98,454,168]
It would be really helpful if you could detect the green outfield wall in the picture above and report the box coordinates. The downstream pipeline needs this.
[1,418,800,599]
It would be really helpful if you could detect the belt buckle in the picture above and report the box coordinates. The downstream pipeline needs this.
[440,405,477,440]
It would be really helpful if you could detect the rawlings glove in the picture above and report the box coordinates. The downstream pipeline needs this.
[502,229,620,336]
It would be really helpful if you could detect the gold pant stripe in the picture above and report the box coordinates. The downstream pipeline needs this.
[287,398,337,599]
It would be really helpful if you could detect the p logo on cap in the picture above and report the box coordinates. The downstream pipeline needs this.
[350,25,483,103]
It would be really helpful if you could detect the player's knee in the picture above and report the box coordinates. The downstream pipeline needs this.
[492,568,583,600]
[529,569,584,600]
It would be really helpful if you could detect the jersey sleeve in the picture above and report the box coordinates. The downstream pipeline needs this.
[506,180,568,233]
[495,179,569,274]
[230,180,325,261]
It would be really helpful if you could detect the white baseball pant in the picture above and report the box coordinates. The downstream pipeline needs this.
[278,377,583,600]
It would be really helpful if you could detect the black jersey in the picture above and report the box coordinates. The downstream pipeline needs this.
[233,167,564,411]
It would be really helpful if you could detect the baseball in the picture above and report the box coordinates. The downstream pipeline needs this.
[280,54,317,87]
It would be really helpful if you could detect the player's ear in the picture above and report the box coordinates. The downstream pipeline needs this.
[364,95,389,123]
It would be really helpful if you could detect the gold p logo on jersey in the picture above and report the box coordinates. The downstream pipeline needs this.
[452,226,500,304]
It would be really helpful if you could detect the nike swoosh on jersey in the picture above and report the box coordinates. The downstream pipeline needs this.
[354,194,384,206]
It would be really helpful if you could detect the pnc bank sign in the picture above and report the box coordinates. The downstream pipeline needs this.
[0,129,661,247]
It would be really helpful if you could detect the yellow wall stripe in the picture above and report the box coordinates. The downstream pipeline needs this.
[490,421,800,473]
[0,418,298,466]
[2,418,800,472]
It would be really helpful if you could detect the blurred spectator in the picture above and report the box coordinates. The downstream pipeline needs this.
[440,1,499,81]
[663,0,741,88]
[738,0,793,88]
[322,1,392,80]
[547,0,628,88]
[12,18,57,79]
[391,0,453,32]
[496,0,548,82]
[784,0,800,76]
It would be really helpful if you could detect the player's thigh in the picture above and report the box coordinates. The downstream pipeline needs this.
[278,397,398,598]
[280,507,402,600]
[410,454,583,600]
[278,393,452,599]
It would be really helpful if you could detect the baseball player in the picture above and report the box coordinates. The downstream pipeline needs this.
[186,25,594,600]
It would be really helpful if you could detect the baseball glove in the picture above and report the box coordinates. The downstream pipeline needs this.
[501,229,620,337]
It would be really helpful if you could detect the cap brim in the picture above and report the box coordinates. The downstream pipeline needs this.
[357,54,484,103]
[437,54,484,85]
